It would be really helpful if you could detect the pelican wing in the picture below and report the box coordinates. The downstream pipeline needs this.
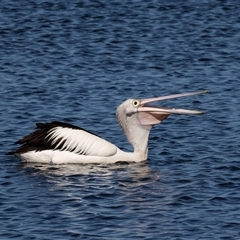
[13,121,118,157]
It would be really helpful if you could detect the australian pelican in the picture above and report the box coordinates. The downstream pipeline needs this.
[7,90,208,164]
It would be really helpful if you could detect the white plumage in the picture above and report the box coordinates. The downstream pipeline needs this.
[47,127,117,156]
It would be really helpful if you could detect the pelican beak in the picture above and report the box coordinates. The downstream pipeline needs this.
[137,90,208,126]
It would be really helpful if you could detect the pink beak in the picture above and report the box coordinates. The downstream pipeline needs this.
[137,90,208,127]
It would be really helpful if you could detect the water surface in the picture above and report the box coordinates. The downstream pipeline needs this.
[1,0,240,239]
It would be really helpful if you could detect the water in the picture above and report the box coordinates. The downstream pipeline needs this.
[1,0,240,239]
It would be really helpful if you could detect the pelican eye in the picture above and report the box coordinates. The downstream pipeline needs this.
[132,100,140,107]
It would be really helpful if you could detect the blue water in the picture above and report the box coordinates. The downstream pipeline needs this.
[1,0,240,239]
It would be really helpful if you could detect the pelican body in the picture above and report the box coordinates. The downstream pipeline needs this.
[7,90,208,164]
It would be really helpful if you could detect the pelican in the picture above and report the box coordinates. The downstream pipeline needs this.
[7,90,208,164]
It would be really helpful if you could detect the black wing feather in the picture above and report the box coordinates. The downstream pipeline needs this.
[7,121,98,155]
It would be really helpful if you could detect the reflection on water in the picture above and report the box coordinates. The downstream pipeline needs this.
[20,161,160,186]
[20,161,150,176]
[19,162,165,199]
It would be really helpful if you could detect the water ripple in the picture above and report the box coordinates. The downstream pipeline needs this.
[1,0,240,239]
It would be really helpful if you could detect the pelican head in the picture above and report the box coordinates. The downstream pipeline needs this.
[116,90,208,154]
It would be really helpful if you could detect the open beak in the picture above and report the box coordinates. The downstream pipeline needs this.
[137,90,208,126]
